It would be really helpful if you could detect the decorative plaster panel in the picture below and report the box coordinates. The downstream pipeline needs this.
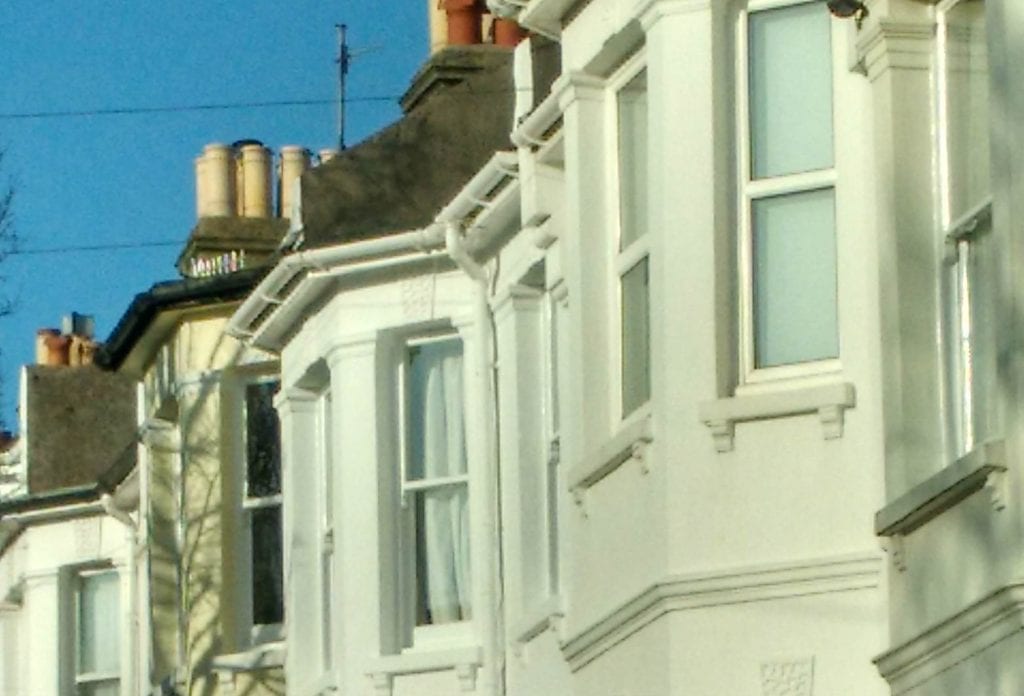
[761,657,814,696]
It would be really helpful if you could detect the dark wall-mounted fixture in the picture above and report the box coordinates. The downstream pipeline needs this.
[827,0,869,28]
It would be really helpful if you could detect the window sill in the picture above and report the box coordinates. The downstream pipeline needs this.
[367,645,482,695]
[211,640,285,673]
[875,440,1006,538]
[297,672,338,696]
[567,409,653,502]
[512,596,564,647]
[697,381,856,452]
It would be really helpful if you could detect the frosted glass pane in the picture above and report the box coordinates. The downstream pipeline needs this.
[78,572,120,675]
[753,188,838,367]
[617,70,648,249]
[945,0,989,218]
[749,3,833,178]
[621,258,651,415]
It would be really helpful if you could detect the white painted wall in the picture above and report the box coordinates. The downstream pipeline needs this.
[0,510,133,696]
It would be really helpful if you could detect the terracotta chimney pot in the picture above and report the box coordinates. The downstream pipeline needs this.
[442,0,484,45]
[493,17,526,47]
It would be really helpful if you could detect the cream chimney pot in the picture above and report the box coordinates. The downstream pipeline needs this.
[200,144,235,218]
[238,144,272,218]
[279,146,310,219]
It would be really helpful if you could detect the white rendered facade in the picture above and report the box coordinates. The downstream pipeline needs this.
[0,498,139,696]
[233,0,1024,693]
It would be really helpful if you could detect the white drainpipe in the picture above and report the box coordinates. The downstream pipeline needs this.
[444,221,505,696]
[101,492,140,696]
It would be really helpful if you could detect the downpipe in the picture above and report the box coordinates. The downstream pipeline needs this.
[445,221,506,696]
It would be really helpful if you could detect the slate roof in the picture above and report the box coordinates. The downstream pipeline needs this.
[23,364,137,495]
[298,44,516,248]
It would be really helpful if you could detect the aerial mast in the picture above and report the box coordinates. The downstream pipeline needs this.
[336,23,350,151]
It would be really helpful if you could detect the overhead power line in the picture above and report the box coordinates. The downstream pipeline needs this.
[0,96,391,122]
[0,86,531,122]
[9,240,180,256]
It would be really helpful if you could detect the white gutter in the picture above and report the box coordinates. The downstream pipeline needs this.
[227,226,448,344]
[511,89,562,149]
[486,0,528,19]
[229,152,520,352]
[436,152,519,224]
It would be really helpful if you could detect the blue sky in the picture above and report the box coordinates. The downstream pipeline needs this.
[0,4,428,428]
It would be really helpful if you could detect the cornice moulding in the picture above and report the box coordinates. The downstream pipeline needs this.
[856,18,936,81]
[562,552,882,671]
[876,582,1024,694]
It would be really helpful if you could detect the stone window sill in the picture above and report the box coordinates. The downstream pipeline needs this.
[698,381,856,452]
[367,645,482,695]
[567,409,653,503]
[512,595,564,648]
[876,440,1007,538]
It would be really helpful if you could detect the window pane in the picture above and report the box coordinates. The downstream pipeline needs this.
[749,2,833,179]
[945,0,989,219]
[246,381,281,497]
[407,339,466,481]
[621,258,651,415]
[78,572,120,675]
[618,69,648,249]
[77,681,120,696]
[251,505,284,626]
[953,215,998,452]
[414,484,471,625]
[753,188,838,367]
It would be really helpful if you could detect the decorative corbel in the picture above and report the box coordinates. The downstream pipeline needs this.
[818,404,846,440]
[984,467,1008,512]
[632,439,650,475]
[369,673,393,696]
[455,662,479,692]
[706,420,735,453]
[885,534,907,573]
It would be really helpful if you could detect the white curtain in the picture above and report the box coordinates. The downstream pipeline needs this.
[415,340,472,624]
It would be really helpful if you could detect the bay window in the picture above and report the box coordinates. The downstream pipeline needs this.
[75,569,120,696]
[739,0,838,380]
[614,63,651,417]
[243,379,284,642]
[938,0,996,454]
[398,334,471,642]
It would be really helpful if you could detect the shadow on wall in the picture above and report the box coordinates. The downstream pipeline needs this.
[147,328,285,696]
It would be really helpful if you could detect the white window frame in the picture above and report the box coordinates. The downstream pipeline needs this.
[396,330,473,651]
[936,0,993,456]
[240,376,285,646]
[607,51,652,420]
[543,292,561,600]
[316,387,335,671]
[73,567,121,695]
[736,0,841,389]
